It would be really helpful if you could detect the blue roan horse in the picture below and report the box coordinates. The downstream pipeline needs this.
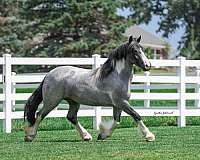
[24,36,155,142]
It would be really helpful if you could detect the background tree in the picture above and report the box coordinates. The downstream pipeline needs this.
[0,0,24,56]
[126,0,200,59]
[19,0,134,58]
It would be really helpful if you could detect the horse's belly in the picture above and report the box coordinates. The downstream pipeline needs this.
[69,88,112,106]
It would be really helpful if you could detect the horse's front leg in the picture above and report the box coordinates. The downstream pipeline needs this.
[97,108,122,140]
[115,99,155,142]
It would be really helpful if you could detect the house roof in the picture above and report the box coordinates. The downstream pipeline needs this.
[124,25,166,49]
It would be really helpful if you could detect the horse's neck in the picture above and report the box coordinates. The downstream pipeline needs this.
[115,59,132,81]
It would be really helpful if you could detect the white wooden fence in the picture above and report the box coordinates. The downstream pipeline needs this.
[1,54,200,133]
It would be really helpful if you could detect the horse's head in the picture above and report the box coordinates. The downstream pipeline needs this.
[127,35,151,71]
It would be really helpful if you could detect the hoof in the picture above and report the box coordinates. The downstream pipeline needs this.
[97,133,107,140]
[145,132,155,142]
[83,137,92,141]
[24,127,36,142]
[97,134,103,140]
[24,135,35,142]
[82,133,92,141]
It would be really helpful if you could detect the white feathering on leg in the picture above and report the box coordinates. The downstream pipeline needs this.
[137,120,155,142]
[99,120,117,137]
[76,122,92,141]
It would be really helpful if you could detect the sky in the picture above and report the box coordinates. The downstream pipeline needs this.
[118,9,185,56]
[139,15,185,51]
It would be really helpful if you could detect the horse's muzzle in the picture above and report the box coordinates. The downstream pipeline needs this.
[143,62,151,71]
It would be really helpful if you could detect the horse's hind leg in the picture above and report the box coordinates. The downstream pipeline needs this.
[66,99,92,141]
[24,100,61,142]
[98,107,122,140]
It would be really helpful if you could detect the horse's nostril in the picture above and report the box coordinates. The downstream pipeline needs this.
[144,62,151,70]
[144,64,151,71]
[144,63,148,68]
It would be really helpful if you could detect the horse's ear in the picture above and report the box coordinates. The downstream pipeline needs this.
[129,36,133,43]
[137,35,141,43]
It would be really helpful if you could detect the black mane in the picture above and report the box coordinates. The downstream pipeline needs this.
[99,43,128,79]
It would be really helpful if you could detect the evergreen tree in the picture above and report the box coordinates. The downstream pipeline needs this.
[19,0,133,58]
[0,0,24,56]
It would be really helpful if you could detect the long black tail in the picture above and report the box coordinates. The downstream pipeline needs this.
[24,80,44,126]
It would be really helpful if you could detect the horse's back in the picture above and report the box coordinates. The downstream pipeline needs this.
[42,66,90,100]
[48,65,89,78]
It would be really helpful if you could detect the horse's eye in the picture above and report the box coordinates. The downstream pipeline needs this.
[135,55,139,59]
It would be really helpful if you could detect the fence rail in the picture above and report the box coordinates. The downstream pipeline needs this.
[1,54,200,133]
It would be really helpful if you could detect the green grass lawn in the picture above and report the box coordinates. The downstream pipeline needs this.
[1,83,200,159]
[1,126,200,160]
[1,116,200,133]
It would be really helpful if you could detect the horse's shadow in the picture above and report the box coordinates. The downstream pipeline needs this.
[33,139,82,143]
[33,138,117,143]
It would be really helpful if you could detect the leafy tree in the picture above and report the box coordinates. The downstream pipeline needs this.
[126,0,200,59]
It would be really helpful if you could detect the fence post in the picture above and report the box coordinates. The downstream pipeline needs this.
[177,56,186,127]
[144,71,150,108]
[3,54,12,133]
[195,67,200,108]
[92,54,101,130]
[11,72,16,111]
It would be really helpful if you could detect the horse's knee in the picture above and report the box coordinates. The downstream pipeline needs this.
[117,100,142,122]
[67,114,77,125]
